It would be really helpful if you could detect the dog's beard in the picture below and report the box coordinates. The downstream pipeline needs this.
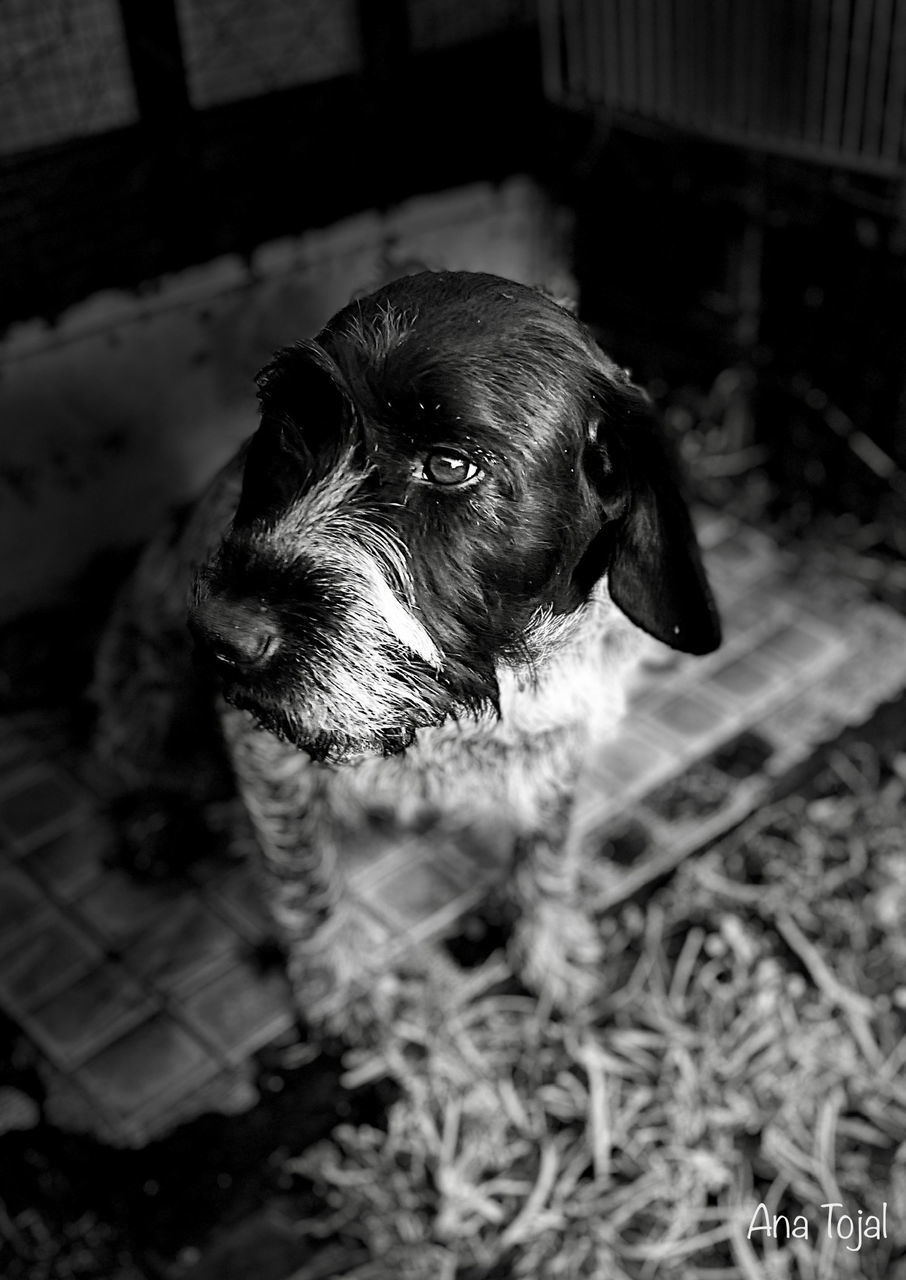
[207,575,582,763]
[199,469,602,762]
[222,685,420,761]
[221,671,444,762]
[215,618,493,762]
[217,603,582,762]
[203,510,509,760]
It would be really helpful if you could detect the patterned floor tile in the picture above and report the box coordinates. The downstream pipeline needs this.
[2,516,906,1147]
[121,896,242,996]
[27,963,156,1069]
[20,814,114,897]
[0,863,52,945]
[0,912,102,1009]
[182,961,295,1064]
[76,1014,218,1122]
[76,870,196,948]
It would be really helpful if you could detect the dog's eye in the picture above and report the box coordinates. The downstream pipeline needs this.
[417,449,483,488]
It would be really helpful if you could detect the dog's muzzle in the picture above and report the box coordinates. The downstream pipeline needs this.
[189,596,280,670]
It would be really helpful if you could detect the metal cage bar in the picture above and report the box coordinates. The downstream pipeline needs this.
[540,0,906,175]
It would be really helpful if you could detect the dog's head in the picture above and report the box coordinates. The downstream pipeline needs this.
[190,271,720,760]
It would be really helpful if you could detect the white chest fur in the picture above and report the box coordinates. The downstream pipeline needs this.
[315,584,645,845]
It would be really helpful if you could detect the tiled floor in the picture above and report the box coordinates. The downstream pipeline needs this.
[2,513,906,1148]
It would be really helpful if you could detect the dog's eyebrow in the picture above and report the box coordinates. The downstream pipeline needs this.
[367,394,499,451]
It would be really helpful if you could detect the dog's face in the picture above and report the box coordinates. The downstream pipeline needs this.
[189,271,720,761]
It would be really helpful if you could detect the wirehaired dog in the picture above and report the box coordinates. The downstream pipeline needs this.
[95,270,720,1030]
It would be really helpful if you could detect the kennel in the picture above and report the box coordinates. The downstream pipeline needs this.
[539,0,906,177]
[540,0,906,479]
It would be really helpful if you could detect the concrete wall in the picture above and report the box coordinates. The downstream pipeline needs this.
[0,178,574,622]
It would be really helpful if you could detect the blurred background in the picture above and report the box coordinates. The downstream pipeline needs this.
[2,0,906,669]
[4,8,906,1279]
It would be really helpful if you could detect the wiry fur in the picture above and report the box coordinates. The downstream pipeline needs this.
[94,271,720,1030]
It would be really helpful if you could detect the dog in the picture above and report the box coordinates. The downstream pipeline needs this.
[94,270,720,1032]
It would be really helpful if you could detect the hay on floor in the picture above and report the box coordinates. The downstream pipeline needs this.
[290,744,906,1280]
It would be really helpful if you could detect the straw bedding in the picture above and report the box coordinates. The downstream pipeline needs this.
[291,742,906,1280]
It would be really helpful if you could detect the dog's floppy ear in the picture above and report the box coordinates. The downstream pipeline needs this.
[234,343,356,528]
[578,376,721,655]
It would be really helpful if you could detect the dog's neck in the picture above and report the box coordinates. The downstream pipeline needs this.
[317,583,648,839]
[495,581,645,746]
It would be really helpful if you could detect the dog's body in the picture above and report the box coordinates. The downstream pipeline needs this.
[95,271,720,1029]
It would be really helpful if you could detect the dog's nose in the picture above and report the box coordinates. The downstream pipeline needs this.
[189,596,280,668]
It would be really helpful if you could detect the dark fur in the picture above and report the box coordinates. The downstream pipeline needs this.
[193,273,718,757]
[95,271,720,1024]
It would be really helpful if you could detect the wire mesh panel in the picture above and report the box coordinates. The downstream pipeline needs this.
[175,0,361,109]
[540,0,906,175]
[410,0,537,52]
[0,0,137,157]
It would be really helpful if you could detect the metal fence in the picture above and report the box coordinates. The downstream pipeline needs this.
[411,0,535,51]
[0,0,537,156]
[0,0,540,326]
[0,0,137,157]
[540,0,906,176]
[175,0,361,110]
